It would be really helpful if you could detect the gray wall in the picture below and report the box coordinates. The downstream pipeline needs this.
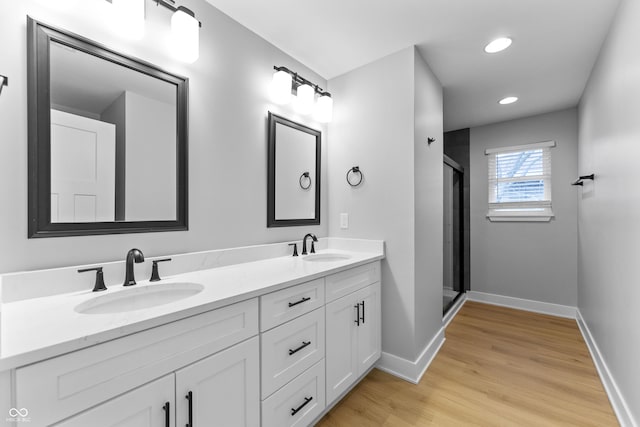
[0,0,327,273]
[413,49,444,352]
[327,47,444,361]
[578,0,640,421]
[470,109,578,306]
[444,128,470,291]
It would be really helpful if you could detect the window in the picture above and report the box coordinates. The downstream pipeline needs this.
[486,140,555,221]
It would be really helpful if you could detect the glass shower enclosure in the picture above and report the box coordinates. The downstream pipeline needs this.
[443,155,464,314]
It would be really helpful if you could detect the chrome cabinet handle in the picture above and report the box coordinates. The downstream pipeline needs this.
[289,341,311,356]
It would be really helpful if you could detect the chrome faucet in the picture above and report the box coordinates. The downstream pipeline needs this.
[123,248,145,286]
[302,233,318,255]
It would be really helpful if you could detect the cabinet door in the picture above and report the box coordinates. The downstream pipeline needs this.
[356,282,381,376]
[325,293,358,404]
[55,374,174,427]
[175,336,260,427]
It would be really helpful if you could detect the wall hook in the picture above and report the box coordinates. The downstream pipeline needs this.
[346,166,363,187]
[427,137,436,145]
[0,75,8,96]
[572,174,595,186]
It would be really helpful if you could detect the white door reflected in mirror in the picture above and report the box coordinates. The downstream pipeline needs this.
[50,110,116,223]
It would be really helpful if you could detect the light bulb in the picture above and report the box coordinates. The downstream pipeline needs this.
[270,70,292,105]
[171,7,200,63]
[315,93,333,123]
[484,37,512,54]
[112,0,145,40]
[498,96,518,105]
[294,84,314,115]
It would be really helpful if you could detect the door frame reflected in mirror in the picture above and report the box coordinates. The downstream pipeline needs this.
[27,17,188,238]
[267,112,321,227]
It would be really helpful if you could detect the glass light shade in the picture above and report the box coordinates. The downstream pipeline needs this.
[315,94,333,123]
[270,70,292,104]
[484,37,512,53]
[171,8,200,63]
[294,84,315,115]
[112,0,145,40]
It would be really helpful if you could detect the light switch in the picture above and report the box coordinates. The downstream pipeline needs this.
[340,213,349,229]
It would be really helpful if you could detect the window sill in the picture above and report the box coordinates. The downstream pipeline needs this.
[487,211,554,222]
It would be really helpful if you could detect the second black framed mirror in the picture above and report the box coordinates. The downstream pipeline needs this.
[267,112,321,227]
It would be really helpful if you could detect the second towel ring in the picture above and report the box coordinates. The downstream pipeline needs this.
[346,166,363,187]
[299,172,312,190]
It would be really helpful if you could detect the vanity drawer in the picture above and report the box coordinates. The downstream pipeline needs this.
[15,298,258,427]
[262,359,325,427]
[325,261,380,303]
[261,308,325,398]
[260,278,325,331]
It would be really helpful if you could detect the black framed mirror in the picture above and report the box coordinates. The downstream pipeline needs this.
[267,112,321,227]
[27,17,188,238]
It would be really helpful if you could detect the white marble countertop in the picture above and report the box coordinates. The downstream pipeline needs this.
[0,245,383,370]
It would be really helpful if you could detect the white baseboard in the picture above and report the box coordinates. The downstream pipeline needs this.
[443,293,467,328]
[576,310,637,427]
[467,291,576,318]
[377,327,445,384]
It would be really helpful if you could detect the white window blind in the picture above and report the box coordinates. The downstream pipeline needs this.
[486,140,555,221]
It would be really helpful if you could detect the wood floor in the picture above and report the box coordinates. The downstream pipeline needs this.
[316,301,618,426]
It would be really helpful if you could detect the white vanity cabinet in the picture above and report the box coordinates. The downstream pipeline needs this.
[174,337,260,427]
[259,260,381,426]
[14,299,259,427]
[6,257,382,427]
[325,265,381,405]
[55,337,260,427]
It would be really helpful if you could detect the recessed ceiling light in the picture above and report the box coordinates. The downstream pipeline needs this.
[484,37,512,53]
[499,96,518,105]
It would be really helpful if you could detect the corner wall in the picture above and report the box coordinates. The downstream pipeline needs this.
[0,0,327,273]
[327,47,444,370]
[469,109,578,306]
[578,0,640,422]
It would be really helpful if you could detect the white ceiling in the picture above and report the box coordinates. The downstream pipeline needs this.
[204,0,620,131]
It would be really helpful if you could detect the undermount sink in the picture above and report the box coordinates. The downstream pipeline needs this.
[75,282,204,315]
[303,253,352,262]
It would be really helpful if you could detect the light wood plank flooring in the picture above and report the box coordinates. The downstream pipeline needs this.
[316,301,618,426]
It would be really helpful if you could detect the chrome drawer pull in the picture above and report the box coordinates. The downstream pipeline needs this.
[288,341,311,355]
[288,297,311,308]
[291,396,313,416]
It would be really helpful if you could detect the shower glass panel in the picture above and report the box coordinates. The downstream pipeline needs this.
[443,156,464,314]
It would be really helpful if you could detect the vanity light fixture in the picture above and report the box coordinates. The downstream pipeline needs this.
[271,65,333,122]
[171,6,200,63]
[484,37,512,53]
[0,75,7,96]
[498,96,519,105]
[109,0,201,63]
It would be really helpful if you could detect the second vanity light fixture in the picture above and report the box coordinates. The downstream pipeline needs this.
[111,0,201,63]
[270,66,333,123]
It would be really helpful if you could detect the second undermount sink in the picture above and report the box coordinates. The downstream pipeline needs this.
[75,282,204,315]
[303,253,352,262]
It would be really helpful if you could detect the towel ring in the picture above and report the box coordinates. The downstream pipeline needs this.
[299,172,312,190]
[346,166,363,187]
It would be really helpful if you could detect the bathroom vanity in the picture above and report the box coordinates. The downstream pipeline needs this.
[0,239,383,426]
